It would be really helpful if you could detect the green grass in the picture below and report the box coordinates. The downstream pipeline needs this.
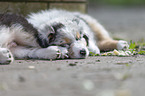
[89,40,145,56]
[129,40,145,55]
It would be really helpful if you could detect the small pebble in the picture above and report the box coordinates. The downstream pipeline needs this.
[28,66,35,69]
[19,76,25,82]
[18,61,22,63]
[96,60,100,62]
[115,90,131,96]
[69,63,76,66]
[57,68,61,70]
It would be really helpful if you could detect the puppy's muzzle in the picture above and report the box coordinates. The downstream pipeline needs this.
[68,41,89,59]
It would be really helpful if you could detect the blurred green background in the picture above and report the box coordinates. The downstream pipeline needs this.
[89,0,145,5]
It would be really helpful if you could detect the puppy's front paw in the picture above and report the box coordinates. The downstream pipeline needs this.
[117,40,129,50]
[0,48,14,64]
[42,46,68,59]
[58,47,69,59]
[44,46,62,59]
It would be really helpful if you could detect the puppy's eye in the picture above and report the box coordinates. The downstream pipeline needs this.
[83,35,89,46]
[48,33,53,37]
[47,26,56,43]
[48,33,55,43]
[48,33,53,39]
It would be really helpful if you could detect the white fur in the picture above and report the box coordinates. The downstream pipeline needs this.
[10,46,68,59]
[27,9,99,58]
[69,38,89,59]
[0,48,13,64]
[117,40,129,50]
[0,23,68,64]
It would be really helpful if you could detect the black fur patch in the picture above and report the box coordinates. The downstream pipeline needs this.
[0,13,50,48]
[36,33,49,48]
[0,14,37,34]
[52,23,64,32]
[47,23,65,44]
[83,35,89,46]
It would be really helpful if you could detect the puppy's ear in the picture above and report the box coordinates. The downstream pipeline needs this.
[52,23,64,32]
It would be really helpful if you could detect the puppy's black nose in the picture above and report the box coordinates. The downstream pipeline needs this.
[80,49,86,56]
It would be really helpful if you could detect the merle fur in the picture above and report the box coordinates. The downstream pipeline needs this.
[0,13,49,48]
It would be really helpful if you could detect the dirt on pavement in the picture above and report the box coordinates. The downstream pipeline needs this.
[0,55,145,96]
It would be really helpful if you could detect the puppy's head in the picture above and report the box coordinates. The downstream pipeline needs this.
[39,19,90,59]
[68,38,89,59]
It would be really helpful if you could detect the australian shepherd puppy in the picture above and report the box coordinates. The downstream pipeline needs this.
[0,9,128,64]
